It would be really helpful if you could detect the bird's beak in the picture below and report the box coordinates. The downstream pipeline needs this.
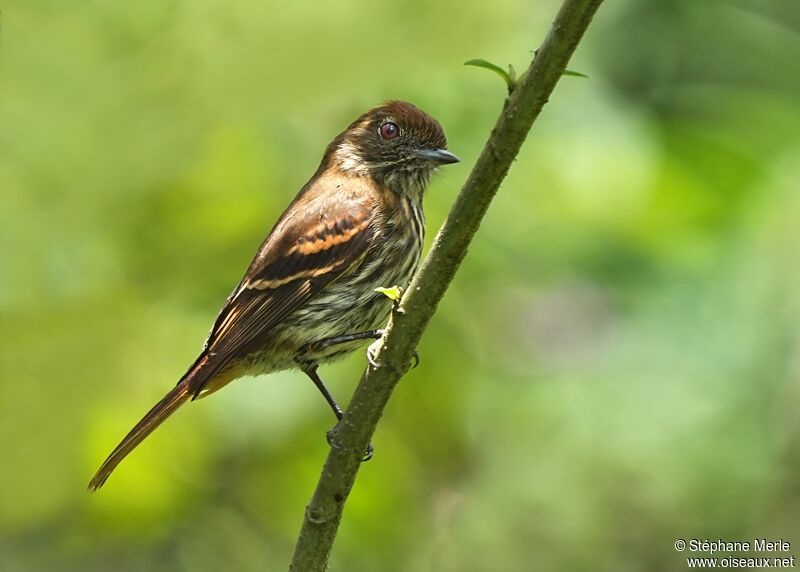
[416,148,460,165]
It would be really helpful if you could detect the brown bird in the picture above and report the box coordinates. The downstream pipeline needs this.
[88,101,458,490]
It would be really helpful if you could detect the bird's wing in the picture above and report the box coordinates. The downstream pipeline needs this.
[190,191,377,398]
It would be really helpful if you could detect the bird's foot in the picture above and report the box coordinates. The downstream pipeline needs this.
[325,426,340,450]
[366,339,382,368]
[367,341,420,369]
[326,425,373,462]
[362,442,374,462]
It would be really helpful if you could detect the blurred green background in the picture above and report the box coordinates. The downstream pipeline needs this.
[3,0,800,570]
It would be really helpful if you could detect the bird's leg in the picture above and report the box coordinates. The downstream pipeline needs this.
[301,329,384,354]
[298,362,373,462]
[300,363,344,421]
[301,329,420,370]
[301,329,391,371]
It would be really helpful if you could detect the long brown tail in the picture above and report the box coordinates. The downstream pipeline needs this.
[88,382,192,491]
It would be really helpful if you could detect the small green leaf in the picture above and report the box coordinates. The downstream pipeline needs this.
[374,286,403,302]
[464,59,515,90]
[563,69,589,78]
[507,63,518,84]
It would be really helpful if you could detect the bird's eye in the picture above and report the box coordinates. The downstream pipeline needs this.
[380,122,399,140]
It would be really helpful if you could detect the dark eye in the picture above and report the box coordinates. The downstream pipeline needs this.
[380,122,399,140]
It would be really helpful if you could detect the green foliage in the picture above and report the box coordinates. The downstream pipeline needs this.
[2,0,800,571]
[374,286,403,302]
[464,58,518,90]
[465,57,586,90]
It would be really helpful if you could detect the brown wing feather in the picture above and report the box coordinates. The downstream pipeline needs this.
[88,179,380,490]
[189,189,377,398]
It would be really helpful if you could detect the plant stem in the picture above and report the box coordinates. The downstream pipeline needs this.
[289,0,605,569]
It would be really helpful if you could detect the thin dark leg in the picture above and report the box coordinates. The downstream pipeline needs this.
[302,329,384,355]
[301,363,343,421]
[303,329,421,370]
[298,362,373,461]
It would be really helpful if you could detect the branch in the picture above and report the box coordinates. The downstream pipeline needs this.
[289,0,605,569]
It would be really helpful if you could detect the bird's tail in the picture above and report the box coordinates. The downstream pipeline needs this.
[88,357,212,491]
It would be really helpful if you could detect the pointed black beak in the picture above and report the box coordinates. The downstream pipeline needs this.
[416,148,460,165]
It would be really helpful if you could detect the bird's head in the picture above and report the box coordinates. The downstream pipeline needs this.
[325,101,459,197]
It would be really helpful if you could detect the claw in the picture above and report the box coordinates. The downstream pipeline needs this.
[366,340,381,368]
[362,443,374,462]
[327,425,373,461]
[326,426,341,449]
[411,350,420,369]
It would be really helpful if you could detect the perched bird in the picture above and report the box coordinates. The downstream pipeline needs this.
[88,101,458,490]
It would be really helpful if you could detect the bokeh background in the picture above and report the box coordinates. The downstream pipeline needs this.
[3,0,800,570]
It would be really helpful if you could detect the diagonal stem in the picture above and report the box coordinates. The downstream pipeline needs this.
[289,0,606,569]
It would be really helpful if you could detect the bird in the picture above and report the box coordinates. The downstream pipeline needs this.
[88,101,459,490]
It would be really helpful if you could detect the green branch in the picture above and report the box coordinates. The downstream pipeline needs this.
[289,0,605,569]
